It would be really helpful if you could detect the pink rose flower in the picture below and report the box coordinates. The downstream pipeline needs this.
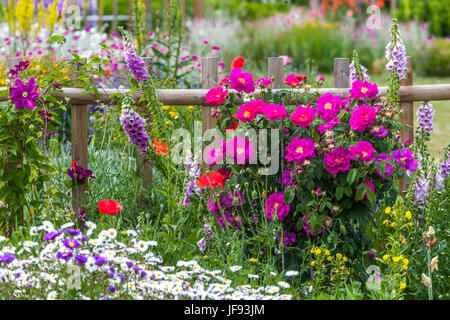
[349,79,378,100]
[350,141,375,162]
[324,146,352,175]
[290,105,317,128]
[349,105,377,132]
[316,93,343,122]
[205,87,228,106]
[285,137,316,164]
[229,68,255,94]
[260,103,288,121]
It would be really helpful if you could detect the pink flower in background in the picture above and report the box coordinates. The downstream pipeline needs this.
[205,87,228,106]
[349,105,377,132]
[317,118,342,134]
[260,103,288,121]
[316,93,343,122]
[229,68,255,94]
[375,153,394,178]
[211,46,220,51]
[290,105,317,128]
[9,77,39,110]
[316,76,325,84]
[264,193,290,221]
[284,74,300,87]
[391,148,418,172]
[350,141,375,162]
[324,146,352,175]
[218,77,229,87]
[370,126,388,137]
[278,55,292,65]
[205,146,224,166]
[302,213,325,237]
[257,77,272,88]
[285,137,316,163]
[349,79,378,100]
[358,180,375,200]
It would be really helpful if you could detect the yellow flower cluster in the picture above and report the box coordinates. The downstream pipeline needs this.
[310,246,350,283]
[382,207,414,229]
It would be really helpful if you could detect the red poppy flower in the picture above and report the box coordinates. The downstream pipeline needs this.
[98,200,123,215]
[231,56,245,69]
[196,171,224,190]
[152,139,169,155]
[226,121,239,131]
[295,75,307,83]
[104,68,112,77]
[72,159,77,171]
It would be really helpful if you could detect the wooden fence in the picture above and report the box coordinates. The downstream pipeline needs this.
[3,56,450,217]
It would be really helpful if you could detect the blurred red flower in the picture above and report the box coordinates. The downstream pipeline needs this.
[231,56,246,69]
[196,171,224,190]
[98,200,123,215]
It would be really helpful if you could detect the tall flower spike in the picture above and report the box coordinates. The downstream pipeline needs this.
[416,101,434,135]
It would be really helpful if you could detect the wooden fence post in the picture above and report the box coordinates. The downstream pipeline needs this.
[399,56,413,194]
[334,58,350,88]
[268,57,284,90]
[201,57,218,162]
[194,0,204,20]
[112,0,118,32]
[136,57,153,193]
[70,62,88,228]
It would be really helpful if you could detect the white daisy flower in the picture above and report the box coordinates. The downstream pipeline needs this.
[107,228,117,239]
[285,270,299,277]
[47,291,57,300]
[136,240,148,252]
[60,222,75,229]
[277,281,290,288]
[85,257,98,273]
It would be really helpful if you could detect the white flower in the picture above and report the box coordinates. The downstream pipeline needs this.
[85,221,97,229]
[136,240,148,252]
[285,270,299,277]
[248,274,259,279]
[88,239,103,246]
[30,227,41,236]
[85,257,98,273]
[229,265,242,272]
[107,228,117,239]
[277,281,290,288]
[41,221,55,232]
[60,222,75,229]
[47,291,57,300]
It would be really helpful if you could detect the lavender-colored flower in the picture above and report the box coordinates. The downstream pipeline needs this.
[62,238,80,250]
[349,61,370,83]
[440,157,450,179]
[416,102,434,134]
[197,237,207,253]
[385,37,407,79]
[124,47,149,83]
[44,231,61,242]
[391,148,418,172]
[108,286,116,293]
[75,254,88,266]
[414,176,430,205]
[435,172,445,190]
[56,251,73,260]
[180,151,201,206]
[65,228,81,236]
[9,77,40,110]
[94,255,108,266]
[120,107,150,153]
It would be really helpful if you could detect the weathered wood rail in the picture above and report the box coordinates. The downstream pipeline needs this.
[3,56,450,219]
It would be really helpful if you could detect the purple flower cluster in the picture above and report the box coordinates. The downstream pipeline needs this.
[180,151,201,206]
[391,148,418,172]
[67,164,94,182]
[0,254,16,264]
[120,107,150,153]
[416,102,434,134]
[414,176,430,205]
[385,37,407,80]
[124,47,149,83]
[208,191,245,229]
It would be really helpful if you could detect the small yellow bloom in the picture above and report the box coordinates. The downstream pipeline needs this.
[315,249,322,255]
[385,207,392,214]
[310,248,315,254]
[402,265,408,271]
[203,255,208,260]
[343,256,348,262]
[310,261,315,267]
[336,253,342,259]
[325,250,330,256]
[121,231,127,235]
[249,257,258,263]
[340,266,345,271]
[405,211,412,220]
[400,283,406,290]
[392,256,402,263]
[402,258,409,265]
[390,222,396,227]
[382,254,389,261]
[327,256,333,261]
[383,219,389,225]
[161,105,170,110]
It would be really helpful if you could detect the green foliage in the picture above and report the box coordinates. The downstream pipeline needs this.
[422,38,450,77]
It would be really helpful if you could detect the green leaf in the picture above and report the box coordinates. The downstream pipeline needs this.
[336,186,344,201]
[283,187,296,204]
[347,168,358,185]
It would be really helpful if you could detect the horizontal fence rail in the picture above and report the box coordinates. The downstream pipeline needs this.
[1,84,450,105]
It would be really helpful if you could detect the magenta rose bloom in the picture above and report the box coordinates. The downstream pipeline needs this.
[229,68,255,94]
[9,77,40,110]
[285,137,316,164]
[225,136,256,164]
[205,146,224,166]
[370,126,388,137]
[350,141,375,162]
[349,105,377,132]
[391,148,418,172]
[290,105,317,128]
[349,79,378,100]
[260,103,288,121]
[236,100,261,122]
[375,152,394,178]
[205,87,228,106]
[264,193,290,221]
[316,93,343,122]
[324,146,352,174]
[284,74,300,87]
